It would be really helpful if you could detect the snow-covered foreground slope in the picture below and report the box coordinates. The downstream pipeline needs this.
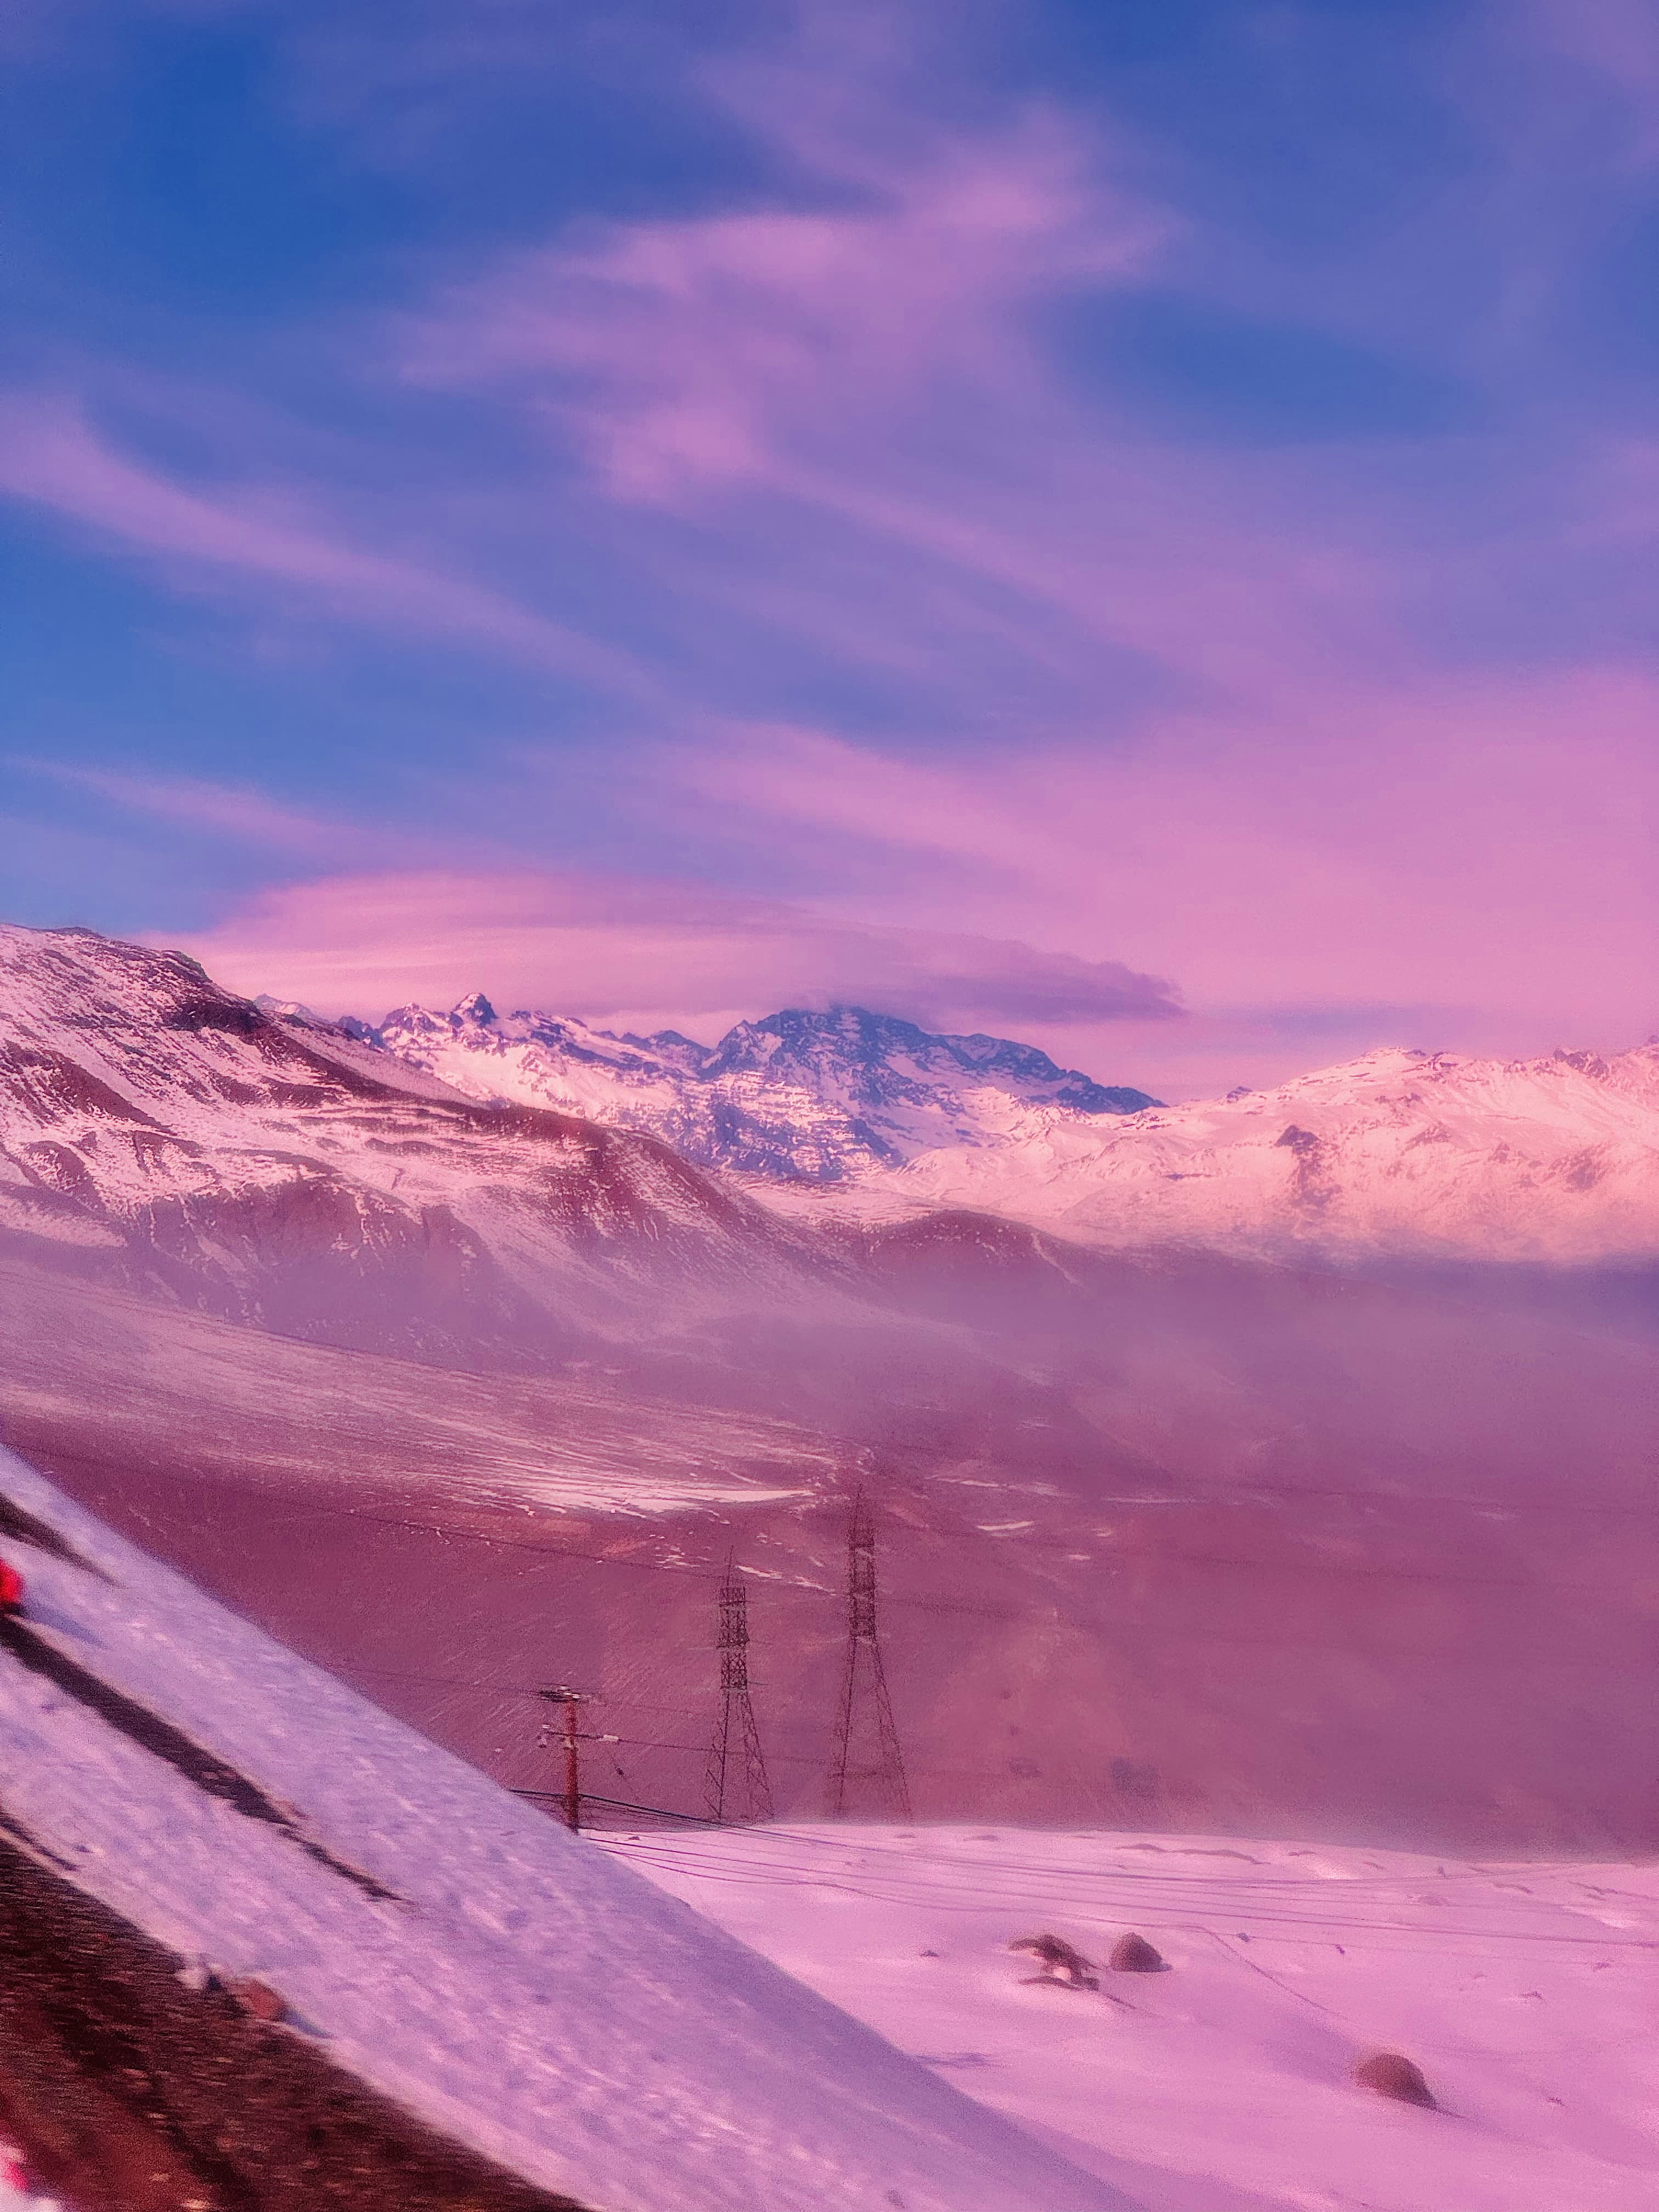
[611,1822,1659,2212]
[805,1043,1659,1262]
[367,997,1156,1181]
[0,1447,1134,2212]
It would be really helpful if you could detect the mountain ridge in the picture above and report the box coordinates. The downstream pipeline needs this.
[864,1038,1659,1263]
[352,985,1659,1263]
[0,923,827,1361]
[358,994,1160,1183]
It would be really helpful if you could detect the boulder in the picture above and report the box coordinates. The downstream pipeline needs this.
[1354,2051,1435,2107]
[1108,1932,1166,1973]
[224,1977,286,2023]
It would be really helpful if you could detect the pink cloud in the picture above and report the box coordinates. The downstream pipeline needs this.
[398,39,1391,716]
[166,866,1181,1039]
[664,664,1659,1085]
[407,86,1161,504]
[0,394,656,698]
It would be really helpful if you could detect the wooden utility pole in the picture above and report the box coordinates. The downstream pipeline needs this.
[538,1686,613,1831]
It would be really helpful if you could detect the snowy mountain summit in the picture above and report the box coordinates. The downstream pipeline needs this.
[368,997,1159,1181]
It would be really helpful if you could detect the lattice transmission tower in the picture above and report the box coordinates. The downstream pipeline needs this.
[826,1487,911,1819]
[704,1554,773,1824]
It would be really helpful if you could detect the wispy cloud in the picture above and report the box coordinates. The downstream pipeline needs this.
[664,665,1659,1063]
[397,13,1418,724]
[0,394,657,701]
[15,761,346,856]
[409,95,1157,506]
[1522,0,1659,169]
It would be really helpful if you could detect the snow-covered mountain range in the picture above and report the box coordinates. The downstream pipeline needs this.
[353,989,1659,1263]
[866,1041,1659,1263]
[356,997,1159,1181]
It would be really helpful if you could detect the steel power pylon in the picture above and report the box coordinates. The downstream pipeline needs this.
[826,1487,911,1820]
[704,1554,773,1824]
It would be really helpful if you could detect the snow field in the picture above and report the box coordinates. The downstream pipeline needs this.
[604,1821,1659,2212]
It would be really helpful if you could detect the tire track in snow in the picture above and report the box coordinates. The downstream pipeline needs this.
[0,1618,399,1901]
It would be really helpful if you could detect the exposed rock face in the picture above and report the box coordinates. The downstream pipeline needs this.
[0,926,825,1362]
[223,1977,286,2022]
[0,1835,585,2211]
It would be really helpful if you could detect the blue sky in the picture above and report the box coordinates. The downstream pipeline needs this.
[2,0,1655,1092]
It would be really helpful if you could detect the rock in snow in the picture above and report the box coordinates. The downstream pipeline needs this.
[1353,2052,1436,2109]
[0,1445,1133,2212]
[614,1824,1659,2212]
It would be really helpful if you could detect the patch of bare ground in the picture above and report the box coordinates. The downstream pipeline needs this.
[0,1836,589,2212]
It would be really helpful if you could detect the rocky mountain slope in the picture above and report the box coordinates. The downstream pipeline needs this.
[0,925,825,1359]
[360,997,1158,1181]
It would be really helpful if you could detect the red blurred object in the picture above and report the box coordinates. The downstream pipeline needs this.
[0,1558,24,1613]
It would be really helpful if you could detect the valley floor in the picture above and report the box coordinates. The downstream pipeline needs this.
[605,1821,1659,2212]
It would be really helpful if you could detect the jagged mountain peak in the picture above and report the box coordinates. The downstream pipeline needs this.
[363,995,1161,1183]
[702,1004,1160,1119]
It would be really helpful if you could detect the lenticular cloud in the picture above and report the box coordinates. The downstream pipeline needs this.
[167,867,1183,1037]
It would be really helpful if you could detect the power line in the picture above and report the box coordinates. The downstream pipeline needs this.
[280,1501,1017,1617]
[281,1497,1652,1604]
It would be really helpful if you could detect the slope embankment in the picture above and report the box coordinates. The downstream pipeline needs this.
[0,1835,586,2212]
[0,1447,1136,2212]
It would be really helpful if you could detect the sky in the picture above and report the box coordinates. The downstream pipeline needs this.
[2,0,1655,1097]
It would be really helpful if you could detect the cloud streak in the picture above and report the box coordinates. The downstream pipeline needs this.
[0,394,657,700]
[409,95,1157,505]
[14,762,348,857]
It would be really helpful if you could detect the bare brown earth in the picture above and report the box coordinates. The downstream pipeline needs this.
[5,1251,1656,1857]
[3,1177,1657,1861]
[0,1831,587,2211]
